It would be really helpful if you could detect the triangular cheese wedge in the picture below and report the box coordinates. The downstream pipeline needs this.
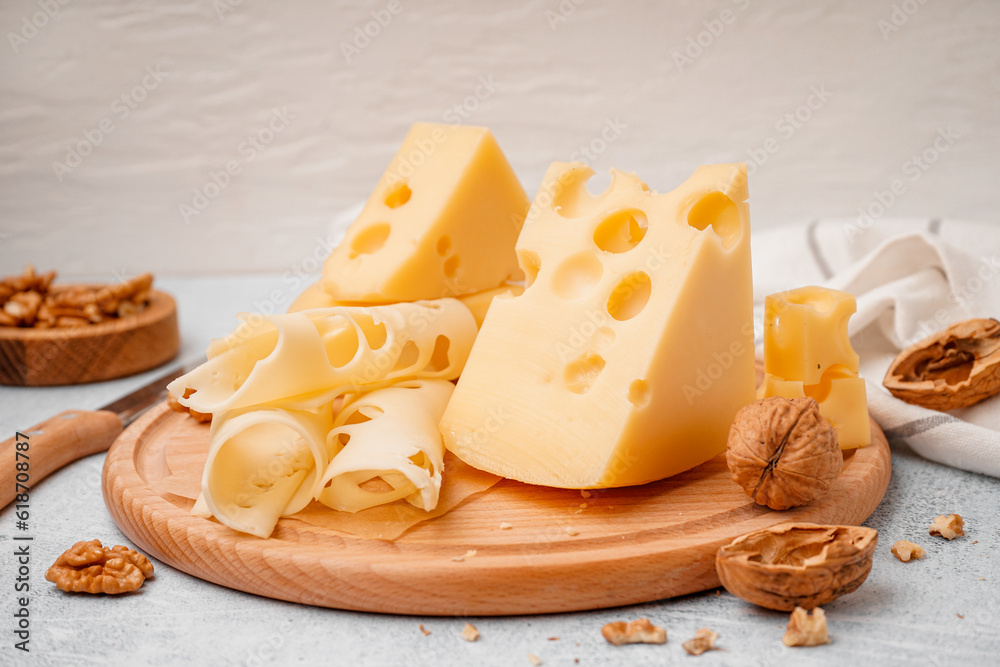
[440,162,755,488]
[322,123,529,302]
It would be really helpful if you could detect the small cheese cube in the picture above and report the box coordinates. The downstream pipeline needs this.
[763,287,858,385]
[758,286,871,449]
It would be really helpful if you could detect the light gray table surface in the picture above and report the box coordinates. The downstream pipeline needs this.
[2,275,998,667]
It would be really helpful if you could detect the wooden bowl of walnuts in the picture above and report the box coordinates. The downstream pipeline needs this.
[0,266,179,386]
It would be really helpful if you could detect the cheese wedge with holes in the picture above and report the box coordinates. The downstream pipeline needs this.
[321,123,530,302]
[288,281,524,328]
[440,162,756,488]
[318,380,454,513]
[758,286,871,449]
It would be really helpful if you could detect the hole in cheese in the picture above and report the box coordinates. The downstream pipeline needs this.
[593,208,648,253]
[552,251,603,300]
[607,271,652,321]
[322,323,360,368]
[628,379,651,407]
[409,451,430,472]
[803,364,858,403]
[393,340,420,372]
[354,314,388,350]
[349,222,391,259]
[686,191,741,250]
[436,235,451,256]
[782,289,838,314]
[427,335,452,373]
[328,432,351,458]
[384,182,411,209]
[358,476,397,493]
[551,168,608,218]
[444,255,460,278]
[519,250,541,288]
[564,352,606,395]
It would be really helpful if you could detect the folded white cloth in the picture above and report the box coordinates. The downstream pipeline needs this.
[752,218,1000,478]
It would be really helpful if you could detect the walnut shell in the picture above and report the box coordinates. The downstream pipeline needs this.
[716,523,878,611]
[884,318,1000,411]
[727,397,842,510]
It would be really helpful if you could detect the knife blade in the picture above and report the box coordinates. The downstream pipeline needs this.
[1,359,202,508]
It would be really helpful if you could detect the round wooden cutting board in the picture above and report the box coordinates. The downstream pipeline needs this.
[103,403,890,616]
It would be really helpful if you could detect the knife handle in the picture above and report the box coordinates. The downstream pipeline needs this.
[1,410,123,508]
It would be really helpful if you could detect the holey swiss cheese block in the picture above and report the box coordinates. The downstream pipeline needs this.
[321,123,530,303]
[440,163,755,488]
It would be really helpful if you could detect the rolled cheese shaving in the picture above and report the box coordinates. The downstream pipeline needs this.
[169,299,477,414]
[201,406,333,538]
[318,380,454,513]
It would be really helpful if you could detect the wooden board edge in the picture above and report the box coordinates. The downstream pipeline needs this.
[102,405,891,616]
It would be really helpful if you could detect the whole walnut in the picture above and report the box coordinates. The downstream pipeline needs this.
[727,397,842,510]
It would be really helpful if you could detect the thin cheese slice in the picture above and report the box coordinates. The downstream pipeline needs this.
[201,406,333,538]
[440,162,755,488]
[318,380,454,513]
[321,123,530,302]
[168,300,477,414]
[288,280,524,327]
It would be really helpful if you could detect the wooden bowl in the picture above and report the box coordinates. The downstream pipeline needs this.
[0,289,179,386]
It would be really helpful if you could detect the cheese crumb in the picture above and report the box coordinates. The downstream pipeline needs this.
[580,503,588,509]
[461,622,480,642]
[527,653,543,666]
[500,522,513,530]
[580,490,591,499]
[419,624,431,636]
[451,549,478,562]
[565,527,579,537]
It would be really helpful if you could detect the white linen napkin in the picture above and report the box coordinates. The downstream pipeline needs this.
[752,217,1000,478]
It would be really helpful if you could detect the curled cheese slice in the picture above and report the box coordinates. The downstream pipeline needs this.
[201,406,333,538]
[169,299,477,414]
[287,280,524,328]
[317,380,454,513]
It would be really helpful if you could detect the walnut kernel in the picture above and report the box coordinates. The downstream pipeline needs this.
[0,266,153,329]
[727,397,842,510]
[45,539,154,594]
[601,618,666,646]
[783,607,830,647]
[167,387,213,423]
[929,514,964,540]
[891,540,925,562]
[460,622,480,642]
[682,628,719,656]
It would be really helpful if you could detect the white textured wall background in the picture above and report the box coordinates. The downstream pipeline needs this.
[1,0,998,276]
